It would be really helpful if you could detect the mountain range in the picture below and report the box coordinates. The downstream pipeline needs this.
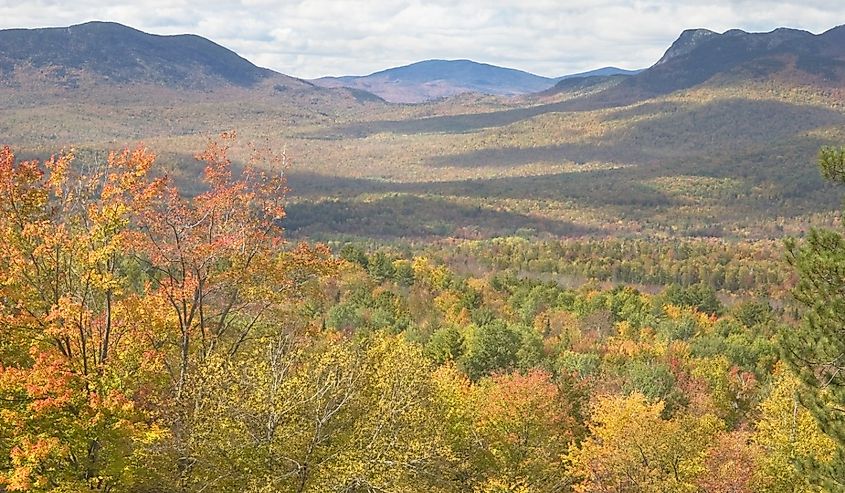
[4,21,842,107]
[3,20,845,241]
[0,21,640,102]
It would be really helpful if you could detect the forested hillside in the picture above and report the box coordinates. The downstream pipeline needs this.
[3,24,844,242]
[2,139,845,491]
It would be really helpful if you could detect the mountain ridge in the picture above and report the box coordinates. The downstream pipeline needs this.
[0,21,304,90]
[1,20,843,108]
[643,25,845,91]
[540,24,845,105]
[312,59,557,103]
[312,60,641,103]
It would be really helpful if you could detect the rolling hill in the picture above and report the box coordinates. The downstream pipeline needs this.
[312,61,643,103]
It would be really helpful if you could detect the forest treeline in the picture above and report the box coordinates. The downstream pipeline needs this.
[1,139,845,492]
[443,237,789,296]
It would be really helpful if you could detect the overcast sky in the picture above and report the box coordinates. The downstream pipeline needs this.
[0,0,843,79]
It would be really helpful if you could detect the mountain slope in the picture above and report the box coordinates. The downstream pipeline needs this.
[0,21,301,90]
[313,59,558,103]
[2,22,845,241]
[555,66,642,81]
[573,25,845,105]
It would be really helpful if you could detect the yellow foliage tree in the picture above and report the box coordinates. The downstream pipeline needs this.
[754,365,836,492]
[567,393,721,492]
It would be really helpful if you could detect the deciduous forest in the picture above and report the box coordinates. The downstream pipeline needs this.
[2,139,845,492]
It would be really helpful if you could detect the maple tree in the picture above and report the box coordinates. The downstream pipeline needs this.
[0,136,337,492]
[0,144,162,491]
[697,431,761,493]
[471,369,580,492]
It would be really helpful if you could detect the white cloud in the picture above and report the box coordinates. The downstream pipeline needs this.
[0,0,842,78]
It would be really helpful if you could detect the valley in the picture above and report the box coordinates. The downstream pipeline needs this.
[3,16,845,492]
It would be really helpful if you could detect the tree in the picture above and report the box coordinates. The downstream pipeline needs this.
[432,366,581,492]
[567,393,721,493]
[661,283,722,316]
[119,134,338,491]
[459,321,541,381]
[426,326,465,364]
[753,365,836,492]
[0,145,162,491]
[472,370,579,492]
[0,138,337,491]
[690,356,757,428]
[135,333,456,493]
[697,431,761,493]
[781,145,845,487]
[460,321,522,380]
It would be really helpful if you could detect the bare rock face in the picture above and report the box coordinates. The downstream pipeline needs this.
[655,28,719,65]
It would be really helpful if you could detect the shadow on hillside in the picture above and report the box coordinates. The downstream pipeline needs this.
[282,193,600,239]
[426,99,845,168]
[303,96,620,139]
[286,166,678,208]
[302,89,845,147]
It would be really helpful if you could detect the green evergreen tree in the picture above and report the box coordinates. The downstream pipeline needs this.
[782,146,845,488]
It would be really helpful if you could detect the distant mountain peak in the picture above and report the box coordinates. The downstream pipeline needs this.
[656,28,718,65]
[556,66,642,81]
[656,26,818,66]
[313,59,558,103]
[71,20,137,30]
[572,24,845,110]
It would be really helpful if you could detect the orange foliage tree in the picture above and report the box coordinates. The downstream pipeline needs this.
[0,135,336,492]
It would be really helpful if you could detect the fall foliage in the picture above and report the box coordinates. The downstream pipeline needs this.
[0,138,842,492]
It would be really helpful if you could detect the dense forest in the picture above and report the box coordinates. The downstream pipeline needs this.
[2,137,845,492]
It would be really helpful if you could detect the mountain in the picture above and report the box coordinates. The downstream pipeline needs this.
[312,59,559,103]
[0,21,305,90]
[3,22,845,242]
[573,25,845,105]
[555,66,642,81]
[538,67,642,100]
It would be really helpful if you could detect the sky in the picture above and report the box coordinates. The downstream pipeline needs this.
[0,0,843,79]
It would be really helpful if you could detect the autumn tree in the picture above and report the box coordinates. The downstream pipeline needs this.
[135,333,455,493]
[471,369,580,492]
[0,145,162,491]
[754,365,836,492]
[567,393,721,492]
[697,431,761,493]
[122,133,337,490]
[432,366,581,492]
[0,136,337,492]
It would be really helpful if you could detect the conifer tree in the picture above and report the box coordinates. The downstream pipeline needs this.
[782,146,845,488]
